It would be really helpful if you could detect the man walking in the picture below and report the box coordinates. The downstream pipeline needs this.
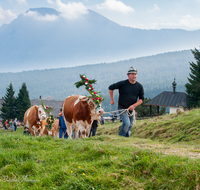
[58,109,68,139]
[89,120,98,137]
[108,66,144,137]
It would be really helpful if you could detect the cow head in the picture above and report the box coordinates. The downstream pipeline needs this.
[38,105,47,121]
[79,96,104,116]
[39,120,53,136]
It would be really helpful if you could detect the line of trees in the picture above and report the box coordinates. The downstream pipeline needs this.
[0,82,31,122]
[185,48,200,108]
[0,47,199,123]
[0,50,192,101]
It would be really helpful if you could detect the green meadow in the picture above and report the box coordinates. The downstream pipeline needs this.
[1,109,200,190]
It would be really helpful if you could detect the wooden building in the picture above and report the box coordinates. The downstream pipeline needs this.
[144,79,188,115]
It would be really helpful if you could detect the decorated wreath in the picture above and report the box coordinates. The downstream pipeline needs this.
[41,101,55,130]
[75,74,104,107]
[46,115,55,130]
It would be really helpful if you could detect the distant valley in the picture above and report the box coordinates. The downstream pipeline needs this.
[0,50,194,111]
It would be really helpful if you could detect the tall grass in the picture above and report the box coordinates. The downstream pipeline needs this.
[0,109,200,190]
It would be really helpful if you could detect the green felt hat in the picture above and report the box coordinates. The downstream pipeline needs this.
[127,66,138,74]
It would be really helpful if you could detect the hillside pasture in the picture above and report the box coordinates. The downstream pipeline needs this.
[0,109,200,189]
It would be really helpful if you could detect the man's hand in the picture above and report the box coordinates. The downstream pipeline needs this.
[110,99,115,105]
[128,104,136,111]
[128,100,143,111]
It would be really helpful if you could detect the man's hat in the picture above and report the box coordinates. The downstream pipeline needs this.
[24,126,28,129]
[127,66,138,74]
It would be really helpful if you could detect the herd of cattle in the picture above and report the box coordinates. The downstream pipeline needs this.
[24,95,104,138]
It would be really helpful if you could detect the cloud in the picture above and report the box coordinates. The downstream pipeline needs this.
[0,6,17,26]
[179,15,200,29]
[147,4,160,13]
[16,0,27,6]
[24,0,88,21]
[24,10,58,21]
[148,15,200,30]
[47,0,54,5]
[97,0,134,14]
[47,0,88,19]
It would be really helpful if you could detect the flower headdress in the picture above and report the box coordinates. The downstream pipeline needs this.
[75,74,104,108]
[41,100,55,130]
[41,101,54,115]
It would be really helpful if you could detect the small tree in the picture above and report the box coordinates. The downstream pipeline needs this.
[136,97,166,117]
[0,83,16,122]
[16,83,31,121]
[185,48,200,108]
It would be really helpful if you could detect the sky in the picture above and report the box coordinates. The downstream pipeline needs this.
[1,0,200,30]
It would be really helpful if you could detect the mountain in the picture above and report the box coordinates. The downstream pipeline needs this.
[0,50,194,112]
[0,7,199,72]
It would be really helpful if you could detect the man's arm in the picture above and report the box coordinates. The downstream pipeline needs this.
[109,90,115,105]
[128,99,143,111]
[58,117,61,127]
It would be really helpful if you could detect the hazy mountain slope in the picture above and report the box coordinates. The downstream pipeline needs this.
[0,7,199,72]
[0,50,194,112]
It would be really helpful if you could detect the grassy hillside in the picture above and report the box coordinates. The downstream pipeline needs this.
[1,109,200,189]
[99,108,200,144]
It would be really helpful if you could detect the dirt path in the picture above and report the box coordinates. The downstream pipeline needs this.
[130,140,200,159]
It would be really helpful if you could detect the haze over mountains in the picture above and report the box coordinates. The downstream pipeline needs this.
[0,7,199,72]
[0,50,194,112]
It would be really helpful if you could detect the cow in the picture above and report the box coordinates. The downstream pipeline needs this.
[24,105,48,136]
[50,119,60,138]
[62,95,104,139]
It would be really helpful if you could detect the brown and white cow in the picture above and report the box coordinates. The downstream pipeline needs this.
[24,105,48,136]
[50,119,60,138]
[62,95,104,139]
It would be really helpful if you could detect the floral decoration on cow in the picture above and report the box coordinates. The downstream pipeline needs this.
[41,101,55,130]
[41,101,54,115]
[46,115,55,130]
[75,74,104,105]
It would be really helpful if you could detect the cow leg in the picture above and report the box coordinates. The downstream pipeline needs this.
[74,124,87,138]
[41,125,45,136]
[86,127,91,137]
[36,126,41,136]
[26,121,35,136]
[79,125,87,138]
[66,122,72,139]
[80,129,87,138]
[29,126,36,136]
[74,125,80,139]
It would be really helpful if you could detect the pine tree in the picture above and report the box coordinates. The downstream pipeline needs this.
[0,83,16,122]
[185,48,200,108]
[16,83,31,121]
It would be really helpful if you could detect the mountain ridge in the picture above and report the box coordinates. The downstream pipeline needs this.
[0,49,193,98]
[0,7,199,72]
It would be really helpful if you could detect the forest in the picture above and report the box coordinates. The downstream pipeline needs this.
[0,50,194,112]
